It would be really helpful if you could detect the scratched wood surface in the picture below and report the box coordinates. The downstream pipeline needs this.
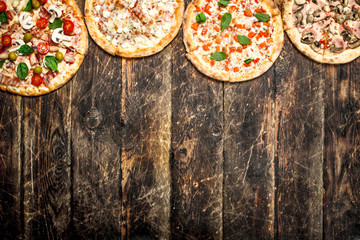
[1,0,360,239]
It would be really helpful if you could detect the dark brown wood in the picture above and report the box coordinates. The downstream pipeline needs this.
[1,1,360,238]
[324,61,360,240]
[223,73,276,239]
[274,37,324,240]
[0,95,22,240]
[170,23,224,239]
[120,49,172,239]
[71,42,123,239]
[22,88,72,239]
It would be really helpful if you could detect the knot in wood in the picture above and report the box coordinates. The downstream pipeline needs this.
[85,108,102,129]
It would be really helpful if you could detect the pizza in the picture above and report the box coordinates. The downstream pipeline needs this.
[283,0,360,63]
[183,0,284,82]
[0,0,88,96]
[85,0,184,57]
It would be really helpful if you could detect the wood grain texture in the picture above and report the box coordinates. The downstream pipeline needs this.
[120,47,172,240]
[274,37,324,240]
[0,95,22,240]
[223,75,275,239]
[71,41,123,239]
[170,20,224,239]
[324,61,360,240]
[22,86,72,239]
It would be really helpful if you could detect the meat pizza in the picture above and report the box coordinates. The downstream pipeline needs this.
[0,0,88,96]
[183,0,284,82]
[283,0,360,63]
[85,0,184,57]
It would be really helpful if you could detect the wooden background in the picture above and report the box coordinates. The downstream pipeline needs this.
[1,0,360,239]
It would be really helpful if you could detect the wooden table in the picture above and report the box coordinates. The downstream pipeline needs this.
[1,1,360,239]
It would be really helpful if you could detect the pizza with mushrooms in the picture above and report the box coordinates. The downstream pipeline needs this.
[0,0,88,96]
[84,0,184,57]
[183,0,283,82]
[283,0,360,63]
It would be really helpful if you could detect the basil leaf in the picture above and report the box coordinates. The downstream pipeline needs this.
[196,12,206,23]
[16,63,29,80]
[45,55,59,71]
[221,12,232,31]
[23,0,32,11]
[244,58,254,63]
[210,52,227,61]
[48,18,63,29]
[255,13,270,22]
[0,12,8,23]
[238,35,251,45]
[17,45,34,55]
[218,0,230,6]
[0,60,5,68]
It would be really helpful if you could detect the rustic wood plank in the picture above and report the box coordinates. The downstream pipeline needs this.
[324,61,360,240]
[170,21,224,239]
[22,85,72,239]
[71,41,123,239]
[274,37,324,240]
[0,94,22,240]
[223,74,276,238]
[120,49,172,239]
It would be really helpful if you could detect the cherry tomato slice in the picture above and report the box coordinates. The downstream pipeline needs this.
[38,0,47,4]
[63,20,74,34]
[31,74,43,86]
[1,34,11,47]
[36,17,48,29]
[37,42,49,54]
[0,1,7,13]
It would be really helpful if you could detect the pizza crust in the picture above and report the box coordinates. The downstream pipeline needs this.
[323,48,360,64]
[186,52,230,81]
[229,59,275,82]
[183,2,197,52]
[85,0,184,57]
[282,0,295,30]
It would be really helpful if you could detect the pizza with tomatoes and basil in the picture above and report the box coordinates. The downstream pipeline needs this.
[283,0,360,63]
[85,0,184,57]
[0,0,88,96]
[183,0,283,82]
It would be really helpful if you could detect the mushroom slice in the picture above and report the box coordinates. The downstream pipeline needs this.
[9,39,25,52]
[295,0,306,5]
[335,14,346,24]
[341,30,351,41]
[301,30,315,44]
[329,44,344,52]
[313,9,321,17]
[307,14,314,23]
[51,28,73,43]
[348,36,360,48]
[336,4,344,14]
[19,12,34,30]
[294,5,304,13]
[295,12,303,25]
[310,41,321,52]
[47,5,63,23]
[341,0,349,6]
